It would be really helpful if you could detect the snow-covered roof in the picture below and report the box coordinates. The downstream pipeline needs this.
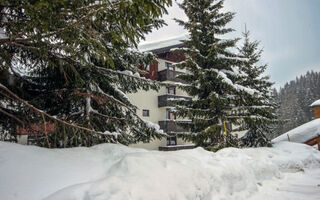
[138,34,189,53]
[310,99,320,107]
[272,118,320,144]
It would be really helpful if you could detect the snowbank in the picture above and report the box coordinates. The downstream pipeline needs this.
[0,142,319,200]
[272,118,320,143]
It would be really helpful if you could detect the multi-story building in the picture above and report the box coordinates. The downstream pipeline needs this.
[128,35,195,151]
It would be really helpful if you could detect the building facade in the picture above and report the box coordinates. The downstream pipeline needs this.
[128,36,195,150]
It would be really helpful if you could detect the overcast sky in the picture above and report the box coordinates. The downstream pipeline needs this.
[141,0,320,89]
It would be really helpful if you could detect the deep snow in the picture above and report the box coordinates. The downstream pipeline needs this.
[0,142,319,200]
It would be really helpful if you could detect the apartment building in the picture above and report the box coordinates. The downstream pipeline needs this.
[128,35,195,150]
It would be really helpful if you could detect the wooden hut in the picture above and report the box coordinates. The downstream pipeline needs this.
[272,99,320,151]
[310,99,320,119]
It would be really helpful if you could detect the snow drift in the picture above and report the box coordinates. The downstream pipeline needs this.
[0,142,319,200]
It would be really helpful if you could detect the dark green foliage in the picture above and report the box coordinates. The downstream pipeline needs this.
[237,28,276,147]
[172,0,248,149]
[240,129,272,148]
[0,0,172,147]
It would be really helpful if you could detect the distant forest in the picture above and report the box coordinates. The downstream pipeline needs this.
[271,70,320,139]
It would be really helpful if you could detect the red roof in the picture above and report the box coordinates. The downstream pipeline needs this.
[16,123,56,135]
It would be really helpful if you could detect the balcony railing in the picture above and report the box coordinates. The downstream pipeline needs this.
[158,94,192,107]
[158,120,190,134]
[159,144,195,151]
[157,69,185,82]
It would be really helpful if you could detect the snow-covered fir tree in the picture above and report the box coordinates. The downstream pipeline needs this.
[274,70,320,137]
[237,28,277,147]
[172,0,255,151]
[0,0,172,147]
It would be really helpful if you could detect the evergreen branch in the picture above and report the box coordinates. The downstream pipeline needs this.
[0,83,107,136]
[95,66,160,85]
[0,108,25,127]
[0,12,29,21]
[0,4,106,45]
[91,110,126,121]
[75,0,123,11]
[46,50,159,88]
[0,91,16,102]
[73,89,132,110]
[72,90,126,121]
[192,117,218,121]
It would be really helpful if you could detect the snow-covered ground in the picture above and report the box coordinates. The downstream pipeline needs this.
[0,142,319,200]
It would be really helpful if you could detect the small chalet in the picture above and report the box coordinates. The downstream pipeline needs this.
[272,99,320,150]
[16,123,56,144]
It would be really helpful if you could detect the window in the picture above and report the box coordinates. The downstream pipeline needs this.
[166,86,176,95]
[167,136,177,146]
[165,62,174,71]
[142,109,149,117]
[166,109,176,120]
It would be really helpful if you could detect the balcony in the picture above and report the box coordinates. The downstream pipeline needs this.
[159,144,195,151]
[158,94,192,107]
[157,69,185,82]
[158,120,190,134]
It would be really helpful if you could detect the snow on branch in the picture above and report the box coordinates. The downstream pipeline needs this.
[87,83,135,111]
[142,119,167,136]
[95,66,158,84]
[114,86,130,102]
[221,66,247,78]
[175,105,211,112]
[208,69,259,95]
[102,130,121,137]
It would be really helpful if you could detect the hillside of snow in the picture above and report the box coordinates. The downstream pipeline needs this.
[0,142,319,200]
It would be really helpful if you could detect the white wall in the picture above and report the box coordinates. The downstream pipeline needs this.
[127,58,193,150]
[127,88,166,150]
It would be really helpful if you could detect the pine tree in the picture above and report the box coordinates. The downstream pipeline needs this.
[0,0,172,147]
[172,0,254,151]
[274,70,320,137]
[237,28,277,147]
